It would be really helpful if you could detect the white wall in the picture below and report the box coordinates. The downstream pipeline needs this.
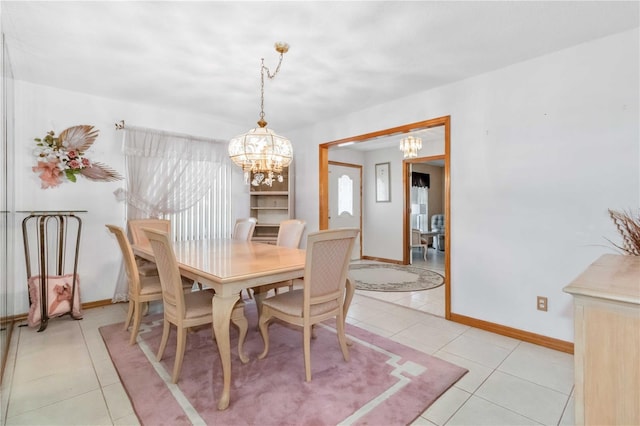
[11,82,247,313]
[289,28,639,342]
[9,28,638,343]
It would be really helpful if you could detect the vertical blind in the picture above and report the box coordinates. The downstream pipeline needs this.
[167,163,232,241]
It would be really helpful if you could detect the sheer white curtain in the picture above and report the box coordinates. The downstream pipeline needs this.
[112,126,233,302]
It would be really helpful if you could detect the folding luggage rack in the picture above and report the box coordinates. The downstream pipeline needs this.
[20,211,85,332]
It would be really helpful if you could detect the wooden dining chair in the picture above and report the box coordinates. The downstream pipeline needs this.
[410,228,428,263]
[143,227,249,383]
[128,219,171,277]
[106,224,165,345]
[258,228,359,382]
[276,219,306,249]
[232,217,257,241]
[233,218,258,299]
[269,219,306,290]
[274,219,306,292]
[251,219,306,317]
[129,218,202,290]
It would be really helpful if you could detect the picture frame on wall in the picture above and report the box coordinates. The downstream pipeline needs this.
[375,162,390,202]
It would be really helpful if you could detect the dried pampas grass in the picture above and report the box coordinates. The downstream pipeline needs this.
[608,209,640,256]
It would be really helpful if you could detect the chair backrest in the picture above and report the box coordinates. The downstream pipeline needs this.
[106,224,141,297]
[232,218,257,241]
[411,228,422,245]
[142,227,186,321]
[431,214,445,232]
[303,228,359,317]
[276,219,306,248]
[128,219,171,248]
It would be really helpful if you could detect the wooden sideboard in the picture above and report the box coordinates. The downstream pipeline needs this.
[563,254,640,425]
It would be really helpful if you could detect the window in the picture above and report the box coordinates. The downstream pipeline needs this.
[337,174,353,216]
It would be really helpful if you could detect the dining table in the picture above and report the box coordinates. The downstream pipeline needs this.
[132,238,356,410]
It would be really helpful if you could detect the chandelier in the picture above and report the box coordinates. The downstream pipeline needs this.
[228,42,293,186]
[399,135,422,158]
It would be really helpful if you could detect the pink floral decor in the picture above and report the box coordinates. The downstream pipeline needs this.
[32,125,123,189]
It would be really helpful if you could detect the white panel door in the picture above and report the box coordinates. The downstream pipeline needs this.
[328,163,361,260]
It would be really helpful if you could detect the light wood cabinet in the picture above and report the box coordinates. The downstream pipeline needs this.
[249,164,294,244]
[563,254,640,425]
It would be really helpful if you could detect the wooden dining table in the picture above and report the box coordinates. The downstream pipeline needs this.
[132,238,307,410]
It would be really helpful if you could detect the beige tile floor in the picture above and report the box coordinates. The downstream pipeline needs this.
[2,251,575,425]
[354,247,447,317]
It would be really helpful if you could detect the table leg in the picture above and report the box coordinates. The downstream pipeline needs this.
[212,293,240,410]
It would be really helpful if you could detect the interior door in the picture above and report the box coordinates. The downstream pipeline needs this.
[328,163,361,259]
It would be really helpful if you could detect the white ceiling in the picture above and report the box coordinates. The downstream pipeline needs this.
[2,1,638,134]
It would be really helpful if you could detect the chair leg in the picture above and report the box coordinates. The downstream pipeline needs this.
[257,309,272,359]
[123,300,134,331]
[303,324,312,382]
[156,319,171,361]
[336,313,350,362]
[231,303,249,364]
[129,301,143,345]
[172,327,187,384]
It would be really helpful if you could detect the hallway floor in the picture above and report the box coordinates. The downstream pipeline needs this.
[354,247,446,317]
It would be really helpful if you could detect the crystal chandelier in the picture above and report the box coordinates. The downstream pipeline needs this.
[399,135,422,158]
[228,42,293,187]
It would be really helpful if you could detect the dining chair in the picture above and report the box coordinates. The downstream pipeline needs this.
[106,224,167,345]
[251,219,306,317]
[129,218,202,290]
[258,227,359,382]
[271,219,306,293]
[128,219,171,277]
[143,227,249,383]
[410,228,428,263]
[232,217,257,241]
[233,217,258,299]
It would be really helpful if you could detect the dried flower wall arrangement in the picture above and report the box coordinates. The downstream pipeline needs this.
[32,125,123,189]
[608,209,640,256]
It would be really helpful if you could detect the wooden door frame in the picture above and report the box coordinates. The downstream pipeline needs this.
[319,115,451,319]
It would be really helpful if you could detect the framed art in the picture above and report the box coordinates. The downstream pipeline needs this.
[375,162,390,202]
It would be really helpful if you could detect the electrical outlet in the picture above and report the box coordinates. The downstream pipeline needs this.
[537,296,548,312]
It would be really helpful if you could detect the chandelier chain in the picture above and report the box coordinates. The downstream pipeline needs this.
[259,51,285,121]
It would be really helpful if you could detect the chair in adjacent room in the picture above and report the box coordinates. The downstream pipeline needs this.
[232,217,257,241]
[143,227,249,383]
[430,214,445,251]
[257,228,359,382]
[410,228,428,263]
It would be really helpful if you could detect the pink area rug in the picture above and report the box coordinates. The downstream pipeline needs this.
[100,308,467,425]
